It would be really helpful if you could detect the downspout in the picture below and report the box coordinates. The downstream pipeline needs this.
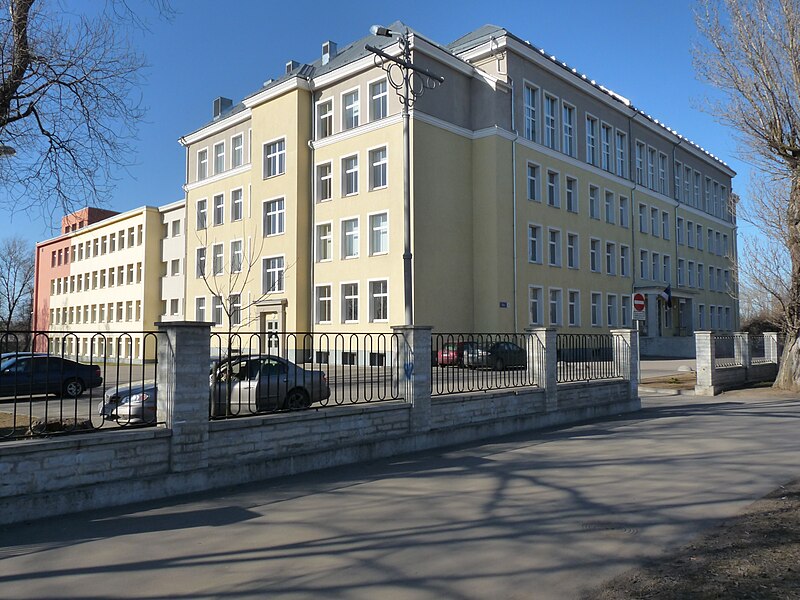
[307,77,316,335]
[509,77,519,333]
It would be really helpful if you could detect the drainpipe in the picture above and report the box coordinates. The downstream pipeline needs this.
[509,77,520,333]
[307,77,316,335]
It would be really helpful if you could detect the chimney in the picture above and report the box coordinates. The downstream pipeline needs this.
[321,40,337,66]
[285,60,299,74]
[213,97,233,119]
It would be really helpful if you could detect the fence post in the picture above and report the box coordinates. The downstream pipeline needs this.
[611,329,639,400]
[392,325,432,432]
[526,327,557,411]
[694,331,717,396]
[736,332,751,371]
[156,321,212,472]
[764,332,780,363]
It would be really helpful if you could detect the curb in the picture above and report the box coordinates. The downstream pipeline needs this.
[639,386,695,396]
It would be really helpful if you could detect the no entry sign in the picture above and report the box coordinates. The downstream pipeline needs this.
[632,293,646,321]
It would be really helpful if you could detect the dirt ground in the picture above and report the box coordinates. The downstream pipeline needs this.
[640,372,697,389]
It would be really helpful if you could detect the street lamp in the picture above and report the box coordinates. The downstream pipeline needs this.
[366,26,444,326]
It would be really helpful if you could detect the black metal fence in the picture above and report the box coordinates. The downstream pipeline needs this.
[431,333,539,396]
[208,331,404,419]
[0,330,161,441]
[714,334,741,368]
[556,333,626,383]
[749,334,768,364]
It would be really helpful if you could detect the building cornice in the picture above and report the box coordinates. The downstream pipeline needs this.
[311,114,403,150]
[184,163,252,192]
[242,77,311,110]
[179,109,252,147]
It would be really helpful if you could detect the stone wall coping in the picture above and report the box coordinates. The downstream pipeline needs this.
[155,321,214,328]
[0,427,171,457]
[430,387,546,405]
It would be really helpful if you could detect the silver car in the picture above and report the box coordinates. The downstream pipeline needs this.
[98,355,330,423]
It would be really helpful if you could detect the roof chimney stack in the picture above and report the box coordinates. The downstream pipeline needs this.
[321,40,337,66]
[213,97,233,119]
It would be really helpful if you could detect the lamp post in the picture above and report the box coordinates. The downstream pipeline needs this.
[366,26,443,326]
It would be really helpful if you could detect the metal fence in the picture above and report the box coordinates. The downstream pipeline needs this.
[431,333,539,396]
[714,334,741,368]
[208,331,404,419]
[0,330,161,441]
[749,334,769,364]
[556,333,625,383]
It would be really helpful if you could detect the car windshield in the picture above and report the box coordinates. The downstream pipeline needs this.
[0,358,14,371]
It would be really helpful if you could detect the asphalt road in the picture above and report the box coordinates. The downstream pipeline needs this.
[1,388,798,599]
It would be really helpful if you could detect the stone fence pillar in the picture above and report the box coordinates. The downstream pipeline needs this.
[734,331,750,369]
[526,327,557,411]
[611,329,639,400]
[156,321,212,472]
[392,326,432,432]
[695,331,716,396]
[764,332,780,364]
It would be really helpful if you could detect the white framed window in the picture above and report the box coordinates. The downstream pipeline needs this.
[317,99,333,138]
[262,256,285,294]
[231,188,243,222]
[212,243,223,276]
[688,261,696,287]
[647,147,656,189]
[678,258,685,286]
[343,89,360,130]
[685,165,693,204]
[316,223,332,261]
[640,249,649,279]
[600,123,612,171]
[546,170,560,207]
[591,292,602,327]
[544,94,558,149]
[658,152,667,195]
[635,141,645,185]
[315,285,332,324]
[708,228,714,254]
[196,247,206,278]
[230,240,243,273]
[615,130,627,177]
[212,296,223,326]
[620,245,630,277]
[197,148,208,181]
[548,228,562,266]
[621,296,631,327]
[698,304,706,329]
[652,252,660,282]
[715,231,722,256]
[638,203,647,233]
[316,162,332,202]
[674,160,682,201]
[662,211,670,239]
[589,185,600,219]
[677,217,684,245]
[370,79,388,121]
[195,297,206,322]
[566,177,578,212]
[663,255,671,284]
[213,141,225,175]
[342,218,359,258]
[590,238,600,272]
[650,207,659,237]
[229,294,241,327]
[586,115,597,165]
[568,290,580,326]
[369,147,388,189]
[524,83,538,142]
[369,212,389,255]
[213,194,224,226]
[342,154,359,195]
[529,286,543,325]
[549,288,563,326]
[694,172,702,208]
[528,224,542,263]
[170,220,180,238]
[722,234,729,257]
[604,191,615,224]
[231,134,244,168]
[698,263,705,289]
[263,198,285,236]
[562,103,575,156]
[170,259,180,276]
[567,233,579,269]
[342,282,359,322]
[263,139,286,178]
[607,294,618,327]
[605,242,616,275]
[196,198,207,230]
[527,163,540,202]
[619,196,629,228]
[369,280,389,322]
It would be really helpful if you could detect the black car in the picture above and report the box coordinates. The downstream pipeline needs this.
[0,353,103,398]
[463,342,527,370]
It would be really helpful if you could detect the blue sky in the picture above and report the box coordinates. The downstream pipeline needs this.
[1,0,750,243]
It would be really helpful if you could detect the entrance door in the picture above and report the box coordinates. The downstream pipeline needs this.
[266,319,280,355]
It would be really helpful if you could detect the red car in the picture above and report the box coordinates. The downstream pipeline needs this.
[437,341,477,367]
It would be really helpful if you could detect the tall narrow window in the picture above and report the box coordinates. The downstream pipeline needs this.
[230,240,243,273]
[342,218,359,258]
[591,293,602,326]
[544,95,558,149]
[528,225,542,263]
[196,247,206,278]
[212,296,223,326]
[213,142,225,175]
[213,194,224,226]
[529,287,543,325]
[635,142,645,185]
[567,233,578,268]
[197,149,208,181]
[586,116,597,165]
[316,223,332,261]
[547,171,560,207]
[369,147,388,189]
[370,79,388,121]
[619,196,629,228]
[231,134,244,168]
[674,161,682,201]
[229,294,241,326]
[315,285,332,323]
[548,229,562,266]
[317,100,333,138]
[195,297,206,322]
[527,164,540,202]
[343,90,360,130]
[549,289,563,326]
[647,147,656,189]
[568,290,580,326]
[589,185,600,219]
[343,155,359,195]
[212,243,223,276]
[263,139,286,178]
[369,213,389,254]
[615,131,627,177]
[658,153,667,195]
[565,177,577,212]
[369,280,389,322]
[262,256,285,293]
[562,104,575,156]
[342,283,359,322]
[600,123,612,171]
[196,199,207,230]
[231,188,243,222]
[590,238,600,272]
[524,84,538,142]
[604,191,615,224]
[317,163,332,201]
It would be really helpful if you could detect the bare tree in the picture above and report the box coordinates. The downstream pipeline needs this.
[0,0,171,221]
[0,236,34,330]
[694,0,800,389]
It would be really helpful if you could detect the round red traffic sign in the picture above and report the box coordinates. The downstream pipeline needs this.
[633,293,646,311]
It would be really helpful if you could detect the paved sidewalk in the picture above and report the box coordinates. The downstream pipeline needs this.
[1,389,798,599]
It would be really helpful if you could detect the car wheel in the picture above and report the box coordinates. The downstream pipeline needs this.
[284,388,311,410]
[62,378,84,398]
[494,358,505,371]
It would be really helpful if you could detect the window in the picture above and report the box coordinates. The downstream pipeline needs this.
[369,147,387,189]
[527,164,540,202]
[343,90,360,130]
[546,170,560,207]
[600,123,612,171]
[708,228,714,254]
[212,244,223,275]
[678,259,685,286]
[688,261,696,287]
[315,285,332,323]
[565,177,577,212]
[170,259,180,276]
[604,191,615,224]
[195,297,206,322]
[528,225,542,263]
[586,115,597,165]
[619,196,629,228]
[213,194,224,226]
[568,290,580,326]
[548,229,562,266]
[715,232,722,256]
[658,153,667,195]
[342,155,359,195]
[647,147,656,189]
[607,294,618,327]
[621,296,631,327]
[620,245,630,277]
[197,149,208,180]
[650,207,659,237]
[529,286,543,325]
[652,252,660,282]
[230,240,242,273]
[214,142,225,175]
[591,292,602,326]
[635,141,645,185]
[232,134,243,168]
[562,104,575,156]
[342,218,359,258]
[590,238,600,272]
[369,213,388,254]
[171,220,181,237]
[544,94,558,149]
[229,294,241,326]
[196,247,206,278]
[231,188,243,222]
[605,242,616,275]
[694,172,701,208]
[316,223,332,261]
[567,233,578,268]
[722,234,729,257]
[674,161,682,201]
[262,256,285,293]
[369,280,388,321]
[370,79,388,121]
[684,165,692,204]
[212,296,223,326]
[697,224,704,250]
[663,255,671,283]
[639,203,647,233]
[196,199,207,230]
[549,289,563,326]
[342,282,359,322]
[662,211,670,239]
[263,139,286,178]
[317,100,333,138]
[640,249,649,279]
[677,217,684,245]
[698,263,705,289]
[263,198,285,236]
[524,84,538,142]
[615,131,627,177]
[589,185,600,219]
[317,163,332,202]
[698,304,706,329]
